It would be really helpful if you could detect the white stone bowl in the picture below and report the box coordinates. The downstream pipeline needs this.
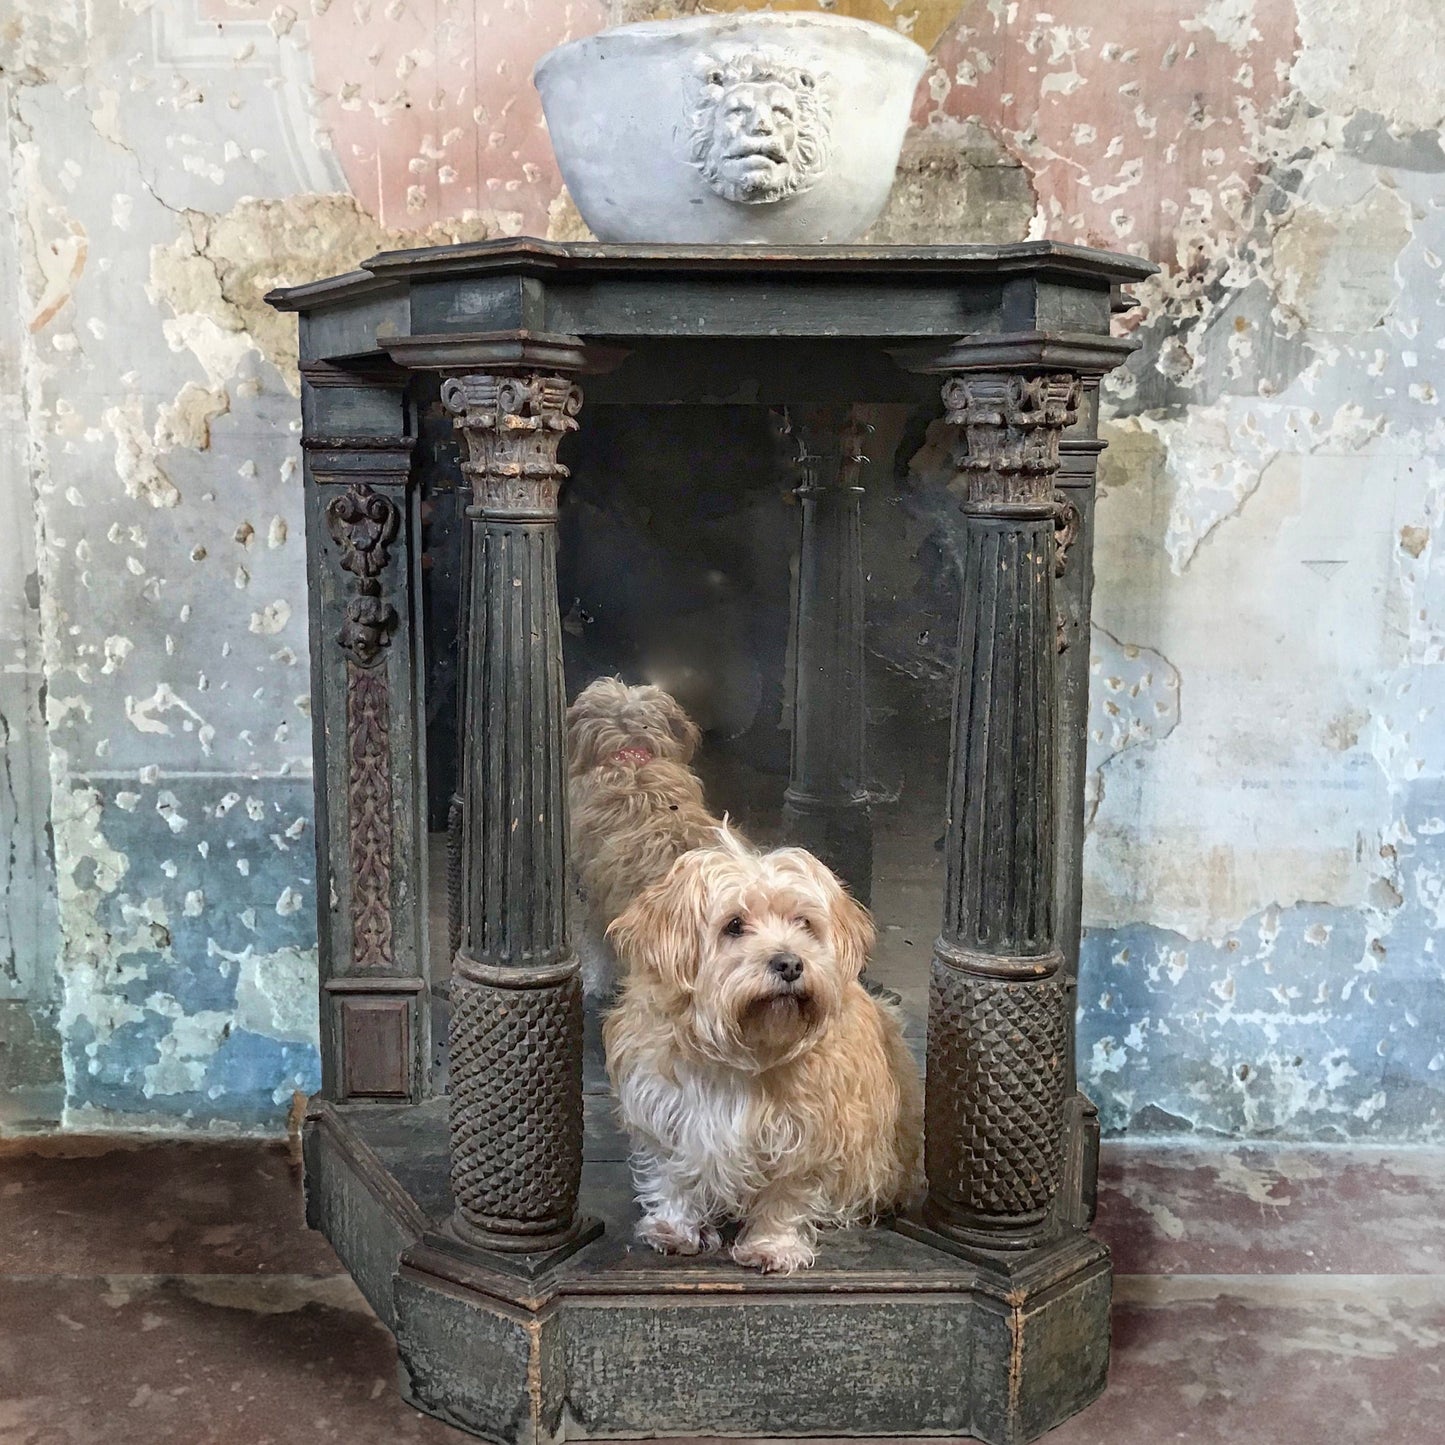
[534,12,928,244]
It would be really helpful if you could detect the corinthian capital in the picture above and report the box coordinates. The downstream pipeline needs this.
[441,372,583,520]
[942,373,1080,512]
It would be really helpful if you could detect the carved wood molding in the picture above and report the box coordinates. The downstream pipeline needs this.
[345,660,394,970]
[942,374,1081,512]
[327,482,401,667]
[1053,490,1083,654]
[325,480,404,972]
[441,372,582,519]
[1053,491,1081,578]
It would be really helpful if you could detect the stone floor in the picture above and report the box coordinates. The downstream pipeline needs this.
[1,1132,1442,1444]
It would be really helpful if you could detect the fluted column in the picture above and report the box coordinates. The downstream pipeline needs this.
[441,370,590,1255]
[783,406,874,905]
[924,371,1081,1252]
[446,515,472,967]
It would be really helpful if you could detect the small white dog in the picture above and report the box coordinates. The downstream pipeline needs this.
[604,830,922,1274]
[566,677,732,995]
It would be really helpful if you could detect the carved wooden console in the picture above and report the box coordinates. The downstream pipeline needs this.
[270,239,1152,1445]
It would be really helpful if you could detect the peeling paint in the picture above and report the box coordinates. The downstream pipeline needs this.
[1273,186,1413,335]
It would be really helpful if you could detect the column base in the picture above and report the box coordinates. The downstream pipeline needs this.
[898,1207,1058,1261]
[438,1211,604,1278]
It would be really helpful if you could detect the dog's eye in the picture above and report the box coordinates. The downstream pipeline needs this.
[795,917,815,935]
[723,916,746,938]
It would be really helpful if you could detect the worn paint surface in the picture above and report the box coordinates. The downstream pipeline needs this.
[1,0,1443,1136]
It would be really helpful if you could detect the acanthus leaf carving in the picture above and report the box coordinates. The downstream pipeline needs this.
[942,374,1081,509]
[345,660,394,969]
[442,373,583,519]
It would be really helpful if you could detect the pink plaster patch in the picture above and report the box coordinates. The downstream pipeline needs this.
[308,0,609,237]
[924,1,1297,256]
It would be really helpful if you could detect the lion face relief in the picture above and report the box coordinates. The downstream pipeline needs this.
[686,49,833,205]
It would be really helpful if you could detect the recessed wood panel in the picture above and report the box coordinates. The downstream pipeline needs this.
[339,996,412,1099]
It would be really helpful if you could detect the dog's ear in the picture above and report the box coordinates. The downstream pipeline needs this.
[829,886,876,981]
[607,853,708,991]
[565,682,607,772]
[660,692,702,765]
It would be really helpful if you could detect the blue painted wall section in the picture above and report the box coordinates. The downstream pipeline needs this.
[55,777,319,1128]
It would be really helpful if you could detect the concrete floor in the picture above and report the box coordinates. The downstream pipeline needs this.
[2,1133,1442,1443]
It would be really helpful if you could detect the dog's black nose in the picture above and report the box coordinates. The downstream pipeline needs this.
[769,952,803,983]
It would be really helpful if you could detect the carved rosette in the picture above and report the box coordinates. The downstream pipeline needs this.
[440,373,581,519]
[442,367,589,1256]
[325,482,403,971]
[926,369,1080,1252]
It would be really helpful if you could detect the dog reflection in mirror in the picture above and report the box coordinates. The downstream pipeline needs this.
[567,677,731,996]
[604,830,922,1274]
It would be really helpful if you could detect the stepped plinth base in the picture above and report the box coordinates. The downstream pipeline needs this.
[305,1099,1109,1445]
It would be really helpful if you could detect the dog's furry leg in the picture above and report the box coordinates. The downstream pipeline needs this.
[629,1148,722,1256]
[731,1189,817,1274]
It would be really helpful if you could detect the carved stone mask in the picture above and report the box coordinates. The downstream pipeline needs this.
[687,48,833,205]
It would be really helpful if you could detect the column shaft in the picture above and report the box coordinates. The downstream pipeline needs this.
[442,372,588,1254]
[783,407,874,904]
[924,372,1080,1252]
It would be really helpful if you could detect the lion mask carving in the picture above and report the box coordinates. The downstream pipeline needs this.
[686,49,833,205]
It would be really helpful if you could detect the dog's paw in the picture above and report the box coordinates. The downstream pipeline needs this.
[731,1232,815,1274]
[638,1216,721,1256]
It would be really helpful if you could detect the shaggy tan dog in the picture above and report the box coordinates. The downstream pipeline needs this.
[604,830,923,1274]
[566,677,729,994]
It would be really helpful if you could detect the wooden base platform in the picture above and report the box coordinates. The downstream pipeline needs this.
[305,1091,1111,1445]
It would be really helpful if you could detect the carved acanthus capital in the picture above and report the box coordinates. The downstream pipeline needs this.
[787,404,872,494]
[326,482,401,666]
[441,372,583,520]
[942,373,1081,512]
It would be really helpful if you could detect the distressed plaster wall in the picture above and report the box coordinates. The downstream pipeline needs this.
[1,0,1442,1137]
[0,90,62,1111]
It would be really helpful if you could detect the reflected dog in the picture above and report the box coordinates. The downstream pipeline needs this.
[566,677,730,995]
[605,831,922,1273]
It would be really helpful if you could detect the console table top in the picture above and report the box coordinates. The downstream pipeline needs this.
[268,235,1158,311]
[267,236,1156,396]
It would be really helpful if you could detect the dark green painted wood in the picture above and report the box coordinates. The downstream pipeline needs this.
[298,361,431,1104]
[1055,384,1106,1161]
[307,1100,1112,1445]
